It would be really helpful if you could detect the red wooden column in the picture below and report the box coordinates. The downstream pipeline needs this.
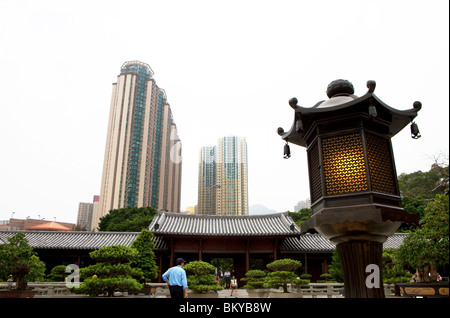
[158,255,163,283]
[198,239,203,261]
[273,239,279,260]
[169,239,175,267]
[245,239,250,273]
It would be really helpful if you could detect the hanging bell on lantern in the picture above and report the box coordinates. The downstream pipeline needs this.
[368,104,378,118]
[410,121,421,139]
[283,142,291,159]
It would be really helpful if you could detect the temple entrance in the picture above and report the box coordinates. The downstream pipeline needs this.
[202,253,247,283]
[210,257,234,272]
[249,253,274,271]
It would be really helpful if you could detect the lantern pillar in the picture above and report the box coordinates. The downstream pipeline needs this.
[337,241,384,298]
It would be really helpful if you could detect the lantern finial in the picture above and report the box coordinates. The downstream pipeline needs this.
[326,79,354,98]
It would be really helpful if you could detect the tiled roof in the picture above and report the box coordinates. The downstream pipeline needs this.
[383,232,408,249]
[281,234,335,253]
[280,233,409,253]
[148,212,301,237]
[0,230,139,250]
[0,225,408,253]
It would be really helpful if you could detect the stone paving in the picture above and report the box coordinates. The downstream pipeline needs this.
[218,288,249,298]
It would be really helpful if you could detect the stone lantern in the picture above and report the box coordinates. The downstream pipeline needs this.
[277,79,421,297]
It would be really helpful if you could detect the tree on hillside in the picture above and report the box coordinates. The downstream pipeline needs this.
[289,208,311,227]
[398,155,449,200]
[98,206,157,232]
[398,156,448,226]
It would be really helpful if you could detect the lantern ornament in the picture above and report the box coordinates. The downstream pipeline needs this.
[278,79,421,298]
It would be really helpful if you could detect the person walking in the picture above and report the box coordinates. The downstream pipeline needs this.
[230,275,238,297]
[218,269,224,287]
[224,269,231,289]
[162,258,189,299]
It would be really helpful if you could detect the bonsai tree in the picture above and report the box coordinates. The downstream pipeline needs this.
[382,248,411,284]
[78,245,143,296]
[299,273,312,281]
[318,273,335,283]
[397,194,449,282]
[265,258,302,293]
[0,232,45,291]
[183,260,223,293]
[292,274,311,290]
[241,270,267,289]
[47,264,68,282]
[130,229,158,282]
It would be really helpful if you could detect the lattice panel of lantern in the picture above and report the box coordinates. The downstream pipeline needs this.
[366,133,398,195]
[322,133,368,195]
[308,142,323,203]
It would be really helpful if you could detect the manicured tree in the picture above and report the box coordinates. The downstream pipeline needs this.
[318,273,333,283]
[241,270,267,289]
[79,245,143,296]
[397,194,449,282]
[0,232,45,290]
[130,229,158,282]
[265,258,302,293]
[382,248,411,284]
[184,260,223,293]
[47,264,68,282]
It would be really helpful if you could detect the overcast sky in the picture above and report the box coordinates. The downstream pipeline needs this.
[0,0,448,224]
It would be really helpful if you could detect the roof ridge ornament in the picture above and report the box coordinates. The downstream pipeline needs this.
[289,97,299,109]
[366,80,376,93]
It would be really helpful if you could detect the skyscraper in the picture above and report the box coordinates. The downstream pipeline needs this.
[198,146,217,215]
[96,61,182,229]
[77,195,99,231]
[197,136,248,215]
[77,202,93,231]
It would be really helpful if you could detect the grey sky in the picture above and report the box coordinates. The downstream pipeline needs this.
[0,0,448,223]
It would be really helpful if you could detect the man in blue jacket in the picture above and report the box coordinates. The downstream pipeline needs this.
[162,258,188,299]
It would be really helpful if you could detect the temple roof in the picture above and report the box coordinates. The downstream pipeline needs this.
[280,232,409,253]
[0,229,408,253]
[148,212,302,238]
[0,230,140,250]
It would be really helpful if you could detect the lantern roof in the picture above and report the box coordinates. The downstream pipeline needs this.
[278,79,422,147]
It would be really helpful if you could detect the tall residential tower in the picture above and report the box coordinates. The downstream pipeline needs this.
[198,146,217,215]
[96,61,182,229]
[197,136,248,215]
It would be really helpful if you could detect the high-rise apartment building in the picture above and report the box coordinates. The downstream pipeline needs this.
[197,136,248,215]
[91,195,100,230]
[198,146,217,214]
[77,201,93,231]
[294,198,311,212]
[96,61,182,229]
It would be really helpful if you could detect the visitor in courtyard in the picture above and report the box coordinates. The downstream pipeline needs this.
[224,269,231,288]
[230,275,238,297]
[218,269,224,286]
[162,258,188,299]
